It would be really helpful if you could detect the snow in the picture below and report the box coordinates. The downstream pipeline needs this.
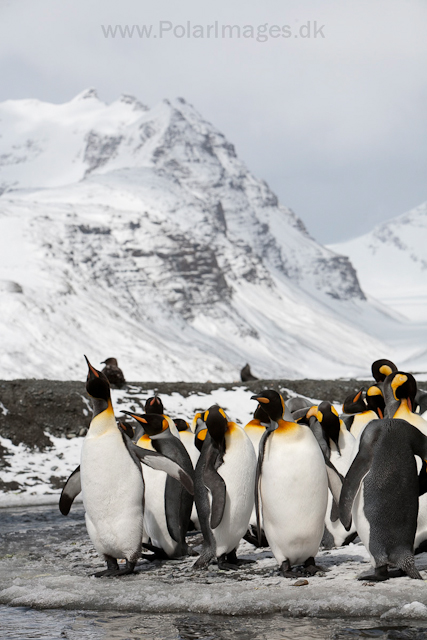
[330,202,427,324]
[0,386,265,506]
[1,91,425,382]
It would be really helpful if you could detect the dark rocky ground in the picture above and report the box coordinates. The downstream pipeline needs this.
[0,377,374,469]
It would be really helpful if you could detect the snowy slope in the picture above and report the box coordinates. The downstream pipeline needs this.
[330,202,427,323]
[0,91,424,380]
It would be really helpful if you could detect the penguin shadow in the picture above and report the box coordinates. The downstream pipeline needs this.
[318,550,368,569]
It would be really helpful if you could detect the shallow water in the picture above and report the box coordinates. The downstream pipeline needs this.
[2,606,427,640]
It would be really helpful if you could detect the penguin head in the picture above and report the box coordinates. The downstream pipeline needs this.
[101,357,118,366]
[293,404,318,425]
[145,396,164,415]
[123,411,169,437]
[371,358,398,383]
[251,390,285,422]
[204,405,228,444]
[174,418,190,432]
[316,401,341,452]
[192,412,207,451]
[84,355,110,401]
[342,389,366,415]
[117,420,134,439]
[253,403,269,423]
[388,371,417,410]
[366,384,385,418]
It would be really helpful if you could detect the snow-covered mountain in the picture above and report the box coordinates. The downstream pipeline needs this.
[330,202,427,324]
[0,90,423,381]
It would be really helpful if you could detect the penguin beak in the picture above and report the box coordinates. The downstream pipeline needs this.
[84,355,99,378]
[251,395,269,404]
[122,411,147,424]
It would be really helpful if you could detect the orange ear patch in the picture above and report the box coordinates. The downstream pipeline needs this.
[306,405,318,419]
[379,365,393,377]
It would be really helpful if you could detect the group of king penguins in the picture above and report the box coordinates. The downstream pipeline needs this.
[60,356,427,582]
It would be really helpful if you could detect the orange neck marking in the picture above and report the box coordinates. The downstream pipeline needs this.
[245,419,265,429]
[276,418,298,431]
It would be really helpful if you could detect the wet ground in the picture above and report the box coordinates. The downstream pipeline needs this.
[2,504,427,627]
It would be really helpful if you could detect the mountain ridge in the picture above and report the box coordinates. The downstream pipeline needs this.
[0,91,422,380]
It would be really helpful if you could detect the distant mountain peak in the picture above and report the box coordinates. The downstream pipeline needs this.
[0,90,405,381]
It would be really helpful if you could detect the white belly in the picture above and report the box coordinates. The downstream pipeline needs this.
[213,426,256,556]
[81,428,144,562]
[261,426,328,566]
[142,465,179,557]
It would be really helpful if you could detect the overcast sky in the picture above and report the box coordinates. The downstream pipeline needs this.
[1,0,426,243]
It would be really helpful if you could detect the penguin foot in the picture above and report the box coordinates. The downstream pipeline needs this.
[94,557,135,578]
[357,565,389,581]
[243,528,269,548]
[219,549,255,568]
[142,543,169,560]
[303,557,328,576]
[280,560,297,578]
[217,561,239,571]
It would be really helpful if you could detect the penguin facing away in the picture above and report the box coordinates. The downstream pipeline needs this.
[252,390,329,577]
[193,405,256,570]
[60,357,194,577]
[340,418,427,581]
[382,371,427,553]
[144,395,181,438]
[123,411,195,558]
[371,358,398,385]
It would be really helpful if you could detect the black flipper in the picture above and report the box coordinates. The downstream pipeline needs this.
[149,436,194,547]
[59,466,81,516]
[309,416,330,459]
[324,456,344,522]
[203,443,226,529]
[126,438,194,495]
[339,423,381,530]
[255,426,275,545]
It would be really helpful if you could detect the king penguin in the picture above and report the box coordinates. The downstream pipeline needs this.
[252,390,329,577]
[382,371,427,552]
[124,411,195,558]
[342,389,378,439]
[315,402,357,548]
[340,418,427,580]
[144,395,181,438]
[59,357,194,576]
[371,358,398,386]
[193,405,256,570]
